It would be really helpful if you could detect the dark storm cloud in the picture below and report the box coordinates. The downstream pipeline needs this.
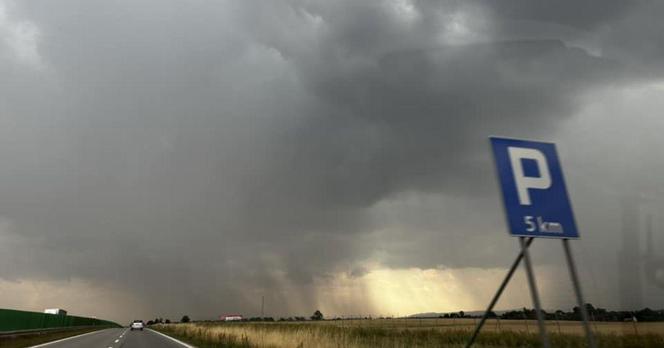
[476,0,636,30]
[1,0,663,321]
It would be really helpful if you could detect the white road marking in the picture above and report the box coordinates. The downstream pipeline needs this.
[28,329,114,348]
[115,339,120,342]
[147,328,196,348]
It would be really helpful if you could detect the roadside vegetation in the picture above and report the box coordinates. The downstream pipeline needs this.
[154,320,664,348]
[0,327,105,348]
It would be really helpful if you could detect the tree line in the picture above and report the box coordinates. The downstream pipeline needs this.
[482,304,664,322]
[146,305,664,324]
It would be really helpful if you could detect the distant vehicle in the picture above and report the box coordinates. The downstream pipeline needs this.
[221,314,243,321]
[44,308,67,315]
[130,320,144,331]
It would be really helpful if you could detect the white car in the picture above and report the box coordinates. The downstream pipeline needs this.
[130,320,144,331]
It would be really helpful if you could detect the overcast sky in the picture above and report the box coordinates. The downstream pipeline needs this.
[1,0,664,323]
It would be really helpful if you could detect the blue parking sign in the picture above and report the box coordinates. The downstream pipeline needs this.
[490,137,578,238]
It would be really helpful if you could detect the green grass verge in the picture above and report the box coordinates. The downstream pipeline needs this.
[0,327,109,348]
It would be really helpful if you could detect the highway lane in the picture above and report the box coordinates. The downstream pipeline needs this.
[30,327,193,348]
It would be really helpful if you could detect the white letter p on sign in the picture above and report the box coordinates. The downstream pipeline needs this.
[507,147,551,205]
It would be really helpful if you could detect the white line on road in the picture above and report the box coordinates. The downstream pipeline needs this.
[28,329,113,348]
[115,339,120,342]
[147,328,196,348]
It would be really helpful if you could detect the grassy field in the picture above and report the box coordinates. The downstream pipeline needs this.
[0,327,105,348]
[154,319,664,348]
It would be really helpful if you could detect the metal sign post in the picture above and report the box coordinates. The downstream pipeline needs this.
[563,238,596,348]
[520,236,550,348]
[466,137,596,348]
[465,237,534,348]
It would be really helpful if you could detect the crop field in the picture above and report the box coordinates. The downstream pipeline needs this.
[154,319,664,348]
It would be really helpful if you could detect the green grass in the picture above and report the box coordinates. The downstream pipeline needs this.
[0,327,108,348]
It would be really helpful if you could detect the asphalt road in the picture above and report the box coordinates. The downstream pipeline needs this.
[31,327,193,348]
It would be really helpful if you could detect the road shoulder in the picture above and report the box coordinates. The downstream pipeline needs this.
[24,328,113,348]
[147,328,196,348]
